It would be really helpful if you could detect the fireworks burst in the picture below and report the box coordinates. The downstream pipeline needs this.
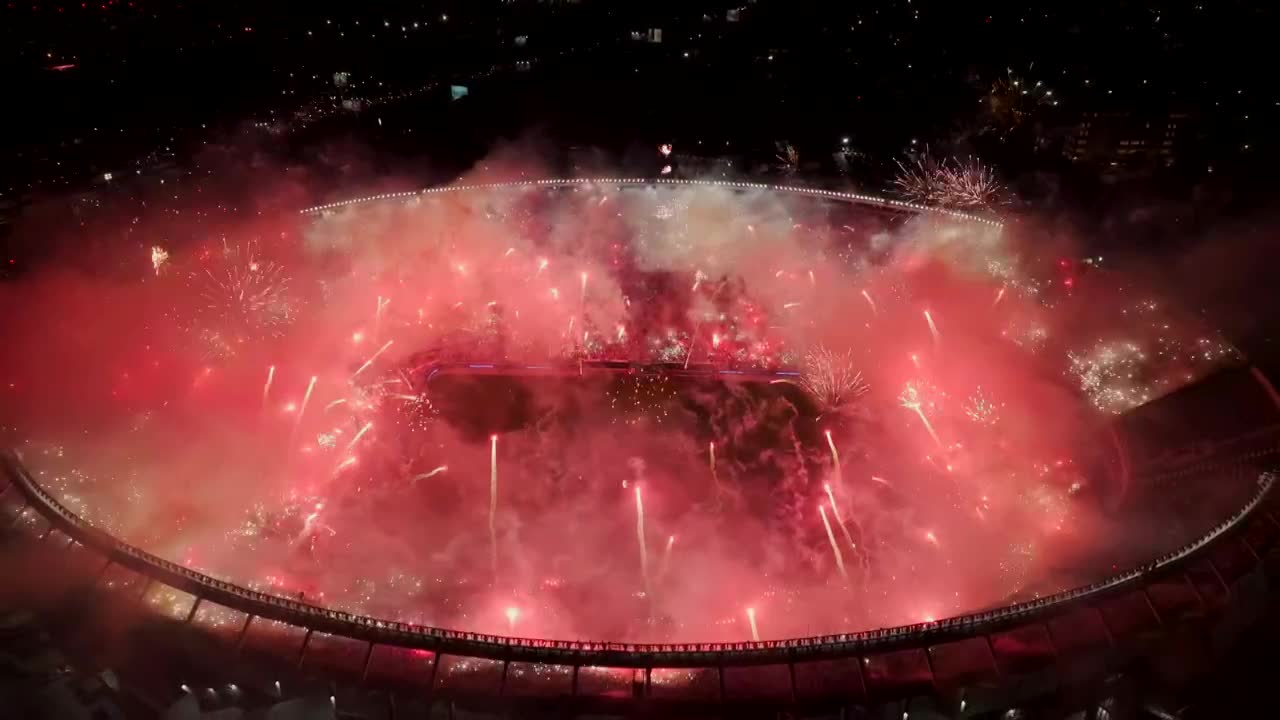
[199,257,295,335]
[985,68,1057,136]
[13,178,1250,648]
[894,152,1006,210]
[150,246,170,275]
[963,387,1002,426]
[774,141,800,176]
[795,347,869,416]
[1069,340,1152,413]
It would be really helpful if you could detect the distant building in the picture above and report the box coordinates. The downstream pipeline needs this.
[1065,110,1192,170]
[674,153,743,179]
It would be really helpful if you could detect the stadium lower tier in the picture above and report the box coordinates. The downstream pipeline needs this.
[4,441,1280,719]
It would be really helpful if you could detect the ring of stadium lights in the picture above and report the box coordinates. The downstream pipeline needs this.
[1,449,1270,668]
[296,177,1005,228]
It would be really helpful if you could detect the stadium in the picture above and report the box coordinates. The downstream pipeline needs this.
[2,179,1278,720]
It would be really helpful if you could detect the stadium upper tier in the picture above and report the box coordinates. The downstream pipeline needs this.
[296,177,1004,228]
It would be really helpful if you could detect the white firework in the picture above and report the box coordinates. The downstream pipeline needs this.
[797,347,869,416]
[894,153,1006,210]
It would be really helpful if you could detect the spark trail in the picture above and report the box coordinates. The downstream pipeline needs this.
[352,340,394,380]
[344,422,373,453]
[289,375,318,447]
[708,441,721,497]
[636,485,651,601]
[825,483,858,553]
[899,383,943,447]
[747,607,760,641]
[489,434,499,575]
[374,295,390,341]
[261,365,275,411]
[684,320,701,370]
[824,430,842,491]
[861,289,877,315]
[819,504,848,580]
[410,465,448,483]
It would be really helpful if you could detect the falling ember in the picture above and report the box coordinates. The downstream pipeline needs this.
[489,435,499,575]
[616,324,627,342]
[861,289,877,315]
[818,504,848,580]
[910,353,921,369]
[536,258,549,275]
[924,310,941,345]
[994,286,1007,306]
[708,441,718,488]
[925,530,939,546]
[824,430,842,491]
[808,269,816,286]
[505,606,520,634]
[352,340,395,380]
[692,269,705,292]
[635,485,651,600]
[746,607,760,641]
[580,272,589,305]
[261,365,276,410]
[150,245,169,275]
